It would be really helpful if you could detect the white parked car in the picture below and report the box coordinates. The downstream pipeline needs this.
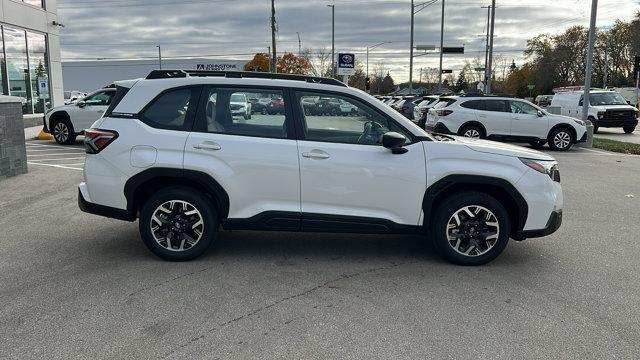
[79,70,563,265]
[44,87,116,145]
[64,90,87,105]
[413,95,440,127]
[425,96,587,151]
[229,92,252,120]
[551,88,638,133]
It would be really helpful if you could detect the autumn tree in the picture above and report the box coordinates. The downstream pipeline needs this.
[244,53,270,72]
[277,52,312,75]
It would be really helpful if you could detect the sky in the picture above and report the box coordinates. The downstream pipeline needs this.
[57,0,640,82]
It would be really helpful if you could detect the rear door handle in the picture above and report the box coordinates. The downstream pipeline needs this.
[193,142,221,151]
[302,150,330,159]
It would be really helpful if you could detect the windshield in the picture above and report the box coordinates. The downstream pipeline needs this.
[590,92,627,106]
[230,94,245,102]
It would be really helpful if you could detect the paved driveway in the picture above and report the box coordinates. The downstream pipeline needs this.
[1,147,639,359]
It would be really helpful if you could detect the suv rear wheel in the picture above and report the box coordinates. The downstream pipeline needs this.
[139,187,218,261]
[52,118,77,145]
[430,191,510,266]
[548,127,574,151]
[623,126,635,134]
[459,124,484,139]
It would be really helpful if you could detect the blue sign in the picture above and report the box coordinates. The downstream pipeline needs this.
[337,53,355,75]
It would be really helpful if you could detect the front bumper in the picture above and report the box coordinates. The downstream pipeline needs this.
[594,118,638,128]
[577,131,587,143]
[514,210,562,240]
[42,116,50,133]
[78,186,135,221]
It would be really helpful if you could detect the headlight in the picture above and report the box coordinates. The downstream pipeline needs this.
[520,158,560,182]
[574,119,585,126]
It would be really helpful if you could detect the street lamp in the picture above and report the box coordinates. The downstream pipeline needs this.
[366,41,392,89]
[410,0,439,94]
[327,4,335,77]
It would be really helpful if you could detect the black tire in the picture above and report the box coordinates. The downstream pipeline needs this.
[459,124,485,139]
[51,117,77,145]
[261,108,267,115]
[623,126,635,134]
[588,117,598,134]
[593,126,599,134]
[547,127,574,151]
[430,191,510,266]
[139,187,218,261]
[529,139,546,149]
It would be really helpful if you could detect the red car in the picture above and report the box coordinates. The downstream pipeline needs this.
[267,98,285,115]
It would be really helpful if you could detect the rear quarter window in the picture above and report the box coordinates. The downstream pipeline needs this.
[139,86,200,131]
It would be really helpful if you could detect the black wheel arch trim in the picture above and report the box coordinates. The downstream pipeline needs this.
[123,168,230,220]
[549,123,577,140]
[422,175,528,236]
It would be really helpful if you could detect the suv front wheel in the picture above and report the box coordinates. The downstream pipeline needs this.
[139,187,218,261]
[52,118,77,145]
[430,191,510,266]
[548,127,574,151]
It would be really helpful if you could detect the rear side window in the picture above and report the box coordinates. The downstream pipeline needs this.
[483,100,509,113]
[460,100,484,110]
[104,86,130,117]
[140,87,199,130]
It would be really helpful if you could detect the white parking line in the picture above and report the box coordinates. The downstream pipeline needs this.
[27,157,85,162]
[27,162,83,171]
[27,153,86,157]
[26,148,85,153]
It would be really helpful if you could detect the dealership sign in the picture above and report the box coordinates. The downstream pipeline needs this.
[337,53,356,76]
[196,63,240,71]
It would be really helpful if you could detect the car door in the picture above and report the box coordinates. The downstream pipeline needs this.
[294,91,427,228]
[183,86,300,225]
[474,99,512,136]
[73,90,115,130]
[508,100,549,138]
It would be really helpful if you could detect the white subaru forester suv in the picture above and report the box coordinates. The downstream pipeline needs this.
[79,70,563,265]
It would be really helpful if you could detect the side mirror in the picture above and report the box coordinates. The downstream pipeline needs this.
[382,132,408,154]
[537,110,545,117]
[77,100,86,108]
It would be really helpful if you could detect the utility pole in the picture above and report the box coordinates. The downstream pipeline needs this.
[271,0,277,73]
[482,5,490,90]
[156,45,162,69]
[328,4,335,77]
[486,0,496,94]
[410,0,415,94]
[437,0,445,91]
[297,32,301,56]
[582,0,598,123]
[603,42,608,88]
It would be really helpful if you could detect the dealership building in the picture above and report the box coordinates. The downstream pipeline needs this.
[62,59,248,93]
[0,0,63,114]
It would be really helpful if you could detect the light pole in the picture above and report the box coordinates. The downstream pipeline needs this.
[410,0,438,94]
[486,0,496,93]
[582,0,598,123]
[437,0,445,91]
[297,32,301,56]
[156,45,162,69]
[327,4,335,77]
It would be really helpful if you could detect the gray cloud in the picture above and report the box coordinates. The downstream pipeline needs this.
[58,0,639,81]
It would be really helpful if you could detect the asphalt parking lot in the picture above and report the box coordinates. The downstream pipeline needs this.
[1,140,639,359]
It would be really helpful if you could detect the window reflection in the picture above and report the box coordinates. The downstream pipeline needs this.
[27,32,49,113]
[4,26,31,114]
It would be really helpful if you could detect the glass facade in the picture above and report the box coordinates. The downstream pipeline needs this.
[0,25,51,114]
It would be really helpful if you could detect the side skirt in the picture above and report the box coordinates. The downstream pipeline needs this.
[222,211,422,235]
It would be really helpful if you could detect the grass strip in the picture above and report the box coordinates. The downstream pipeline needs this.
[593,137,640,155]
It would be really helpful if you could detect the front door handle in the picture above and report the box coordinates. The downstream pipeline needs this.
[193,142,221,151]
[302,150,330,159]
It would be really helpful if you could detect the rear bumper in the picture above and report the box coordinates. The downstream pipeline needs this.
[78,186,135,222]
[514,210,562,240]
[425,122,454,135]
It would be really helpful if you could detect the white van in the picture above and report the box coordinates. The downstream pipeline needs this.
[551,87,638,133]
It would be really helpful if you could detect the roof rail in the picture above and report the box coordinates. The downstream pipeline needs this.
[145,69,347,87]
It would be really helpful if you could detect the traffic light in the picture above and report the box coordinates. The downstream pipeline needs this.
[365,77,371,91]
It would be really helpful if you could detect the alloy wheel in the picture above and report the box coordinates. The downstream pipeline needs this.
[54,123,69,143]
[553,131,571,150]
[446,205,500,257]
[150,200,204,252]
[464,129,481,138]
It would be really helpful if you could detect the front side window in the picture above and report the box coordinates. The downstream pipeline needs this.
[298,92,410,146]
[199,88,287,139]
[141,87,196,130]
[483,100,509,113]
[83,90,114,106]
[509,100,539,115]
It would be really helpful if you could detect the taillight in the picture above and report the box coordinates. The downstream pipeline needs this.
[84,129,118,154]
[437,109,453,116]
